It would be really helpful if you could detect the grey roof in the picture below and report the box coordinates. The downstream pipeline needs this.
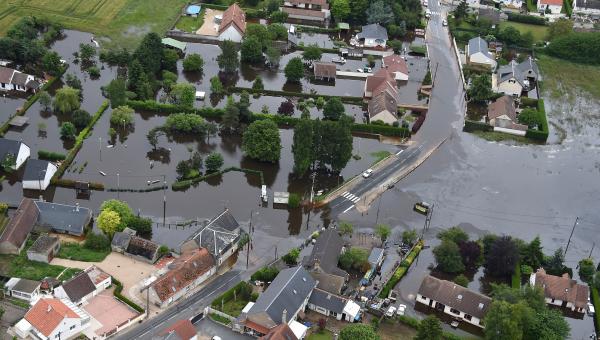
[468,37,492,59]
[27,234,59,253]
[368,248,384,266]
[368,91,398,119]
[357,24,388,41]
[184,209,240,258]
[11,72,28,86]
[303,229,347,278]
[23,159,51,181]
[497,58,538,87]
[0,138,22,162]
[111,231,132,249]
[34,201,92,236]
[308,288,347,314]
[60,272,96,303]
[516,57,539,79]
[248,266,317,328]
[12,278,41,294]
[478,8,501,24]
[575,0,600,10]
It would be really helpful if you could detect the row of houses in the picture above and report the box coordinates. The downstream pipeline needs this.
[0,138,57,190]
[0,66,42,93]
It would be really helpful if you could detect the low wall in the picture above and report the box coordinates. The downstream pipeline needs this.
[166,30,221,44]
[494,126,527,136]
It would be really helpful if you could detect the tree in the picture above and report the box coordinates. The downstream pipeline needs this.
[60,122,76,139]
[164,113,208,134]
[468,73,493,102]
[302,44,322,62]
[217,40,239,73]
[458,240,481,268]
[205,152,224,172]
[53,86,81,113]
[323,97,345,120]
[72,109,91,128]
[221,96,240,132]
[183,53,204,72]
[282,248,300,265]
[79,43,96,63]
[83,232,110,251]
[41,51,63,77]
[252,76,264,91]
[518,109,541,129]
[548,18,573,41]
[237,91,252,122]
[339,324,380,340]
[267,23,288,41]
[437,226,469,244]
[97,209,122,238]
[498,26,522,46]
[284,57,304,82]
[161,49,179,73]
[266,0,281,13]
[339,221,353,237]
[528,308,570,340]
[373,225,390,248]
[454,274,469,287]
[176,160,192,179]
[366,0,394,25]
[38,91,52,110]
[277,100,295,115]
[110,105,135,127]
[484,301,524,340]
[241,36,264,63]
[269,10,289,23]
[162,70,178,92]
[126,215,153,239]
[128,60,153,100]
[134,32,164,75]
[242,120,281,162]
[65,73,82,92]
[206,121,219,142]
[101,199,134,221]
[170,82,196,108]
[106,78,127,108]
[339,247,369,271]
[210,76,225,95]
[415,316,443,340]
[265,46,281,67]
[485,236,519,278]
[522,236,544,269]
[331,0,351,21]
[292,118,314,175]
[402,229,418,246]
[147,127,164,150]
[454,0,468,21]
[246,24,271,49]
[578,258,595,283]
[433,239,465,273]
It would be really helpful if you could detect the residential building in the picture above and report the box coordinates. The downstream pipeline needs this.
[219,3,246,42]
[243,266,316,338]
[34,200,92,236]
[303,229,349,294]
[14,298,90,340]
[158,319,198,340]
[0,66,41,93]
[382,55,409,81]
[127,235,160,263]
[538,0,563,13]
[573,0,600,13]
[22,159,58,191]
[281,0,330,23]
[356,24,388,48]
[149,248,216,308]
[307,288,361,322]
[466,37,497,69]
[27,234,60,263]
[54,271,98,305]
[313,62,336,81]
[84,265,112,292]
[493,58,539,97]
[0,198,38,254]
[365,68,400,125]
[416,275,492,328]
[0,138,31,170]
[487,95,528,132]
[368,247,384,270]
[259,324,298,340]
[530,268,589,314]
[180,209,242,266]
[5,278,41,304]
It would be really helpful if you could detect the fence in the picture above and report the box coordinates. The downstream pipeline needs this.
[102,312,145,338]
[166,30,221,44]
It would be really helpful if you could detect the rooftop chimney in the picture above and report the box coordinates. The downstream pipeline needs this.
[47,305,52,313]
[282,309,288,324]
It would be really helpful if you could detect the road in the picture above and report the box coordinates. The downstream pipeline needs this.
[329,0,464,217]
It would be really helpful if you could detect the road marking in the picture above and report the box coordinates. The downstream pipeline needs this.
[342,205,355,213]
[396,149,405,156]
[342,192,360,203]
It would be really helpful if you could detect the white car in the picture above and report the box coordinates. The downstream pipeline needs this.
[397,304,407,316]
[212,337,222,340]
[425,9,431,18]
[385,306,397,317]
[442,19,448,26]
[588,302,596,315]
[362,169,373,178]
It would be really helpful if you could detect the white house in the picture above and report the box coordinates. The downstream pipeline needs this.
[573,0,600,14]
[5,278,41,304]
[416,275,492,328]
[307,288,361,322]
[0,66,41,93]
[218,3,246,42]
[53,272,98,306]
[0,138,30,170]
[281,0,330,22]
[538,0,563,13]
[530,268,589,314]
[22,159,57,190]
[466,37,497,69]
[356,24,388,48]
[14,298,90,340]
[498,0,523,9]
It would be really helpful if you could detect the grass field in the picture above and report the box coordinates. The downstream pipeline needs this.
[174,10,205,33]
[0,0,188,48]
[58,242,110,262]
[538,54,600,99]
[307,330,333,340]
[498,21,549,43]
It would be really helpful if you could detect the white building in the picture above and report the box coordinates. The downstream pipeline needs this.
[498,0,523,9]
[14,298,90,340]
[22,159,57,191]
[466,37,497,69]
[218,3,246,42]
[416,275,492,328]
[54,272,98,306]
[0,138,30,170]
[281,0,330,22]
[0,66,41,93]
[356,24,388,48]
[530,268,589,314]
[538,0,563,13]
[307,288,361,322]
[5,278,40,304]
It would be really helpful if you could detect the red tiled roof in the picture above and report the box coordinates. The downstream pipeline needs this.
[25,298,80,337]
[0,198,38,252]
[539,0,563,5]
[260,323,298,340]
[534,268,589,308]
[151,248,215,302]
[85,265,110,286]
[383,55,408,75]
[219,3,246,35]
[282,7,326,18]
[0,66,15,84]
[487,95,516,121]
[245,319,271,335]
[160,319,197,340]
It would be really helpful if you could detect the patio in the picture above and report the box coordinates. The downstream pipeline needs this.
[83,290,141,337]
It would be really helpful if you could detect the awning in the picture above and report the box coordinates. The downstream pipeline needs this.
[289,320,308,339]
[343,300,361,320]
[161,38,187,52]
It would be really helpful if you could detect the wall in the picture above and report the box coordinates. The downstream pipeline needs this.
[16,143,30,170]
[219,26,243,42]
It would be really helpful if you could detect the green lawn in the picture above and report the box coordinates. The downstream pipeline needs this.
[370,150,391,165]
[218,298,250,317]
[472,131,541,144]
[0,0,188,48]
[538,54,600,99]
[498,21,549,43]
[0,254,66,281]
[174,10,204,33]
[307,330,333,340]
[57,242,110,262]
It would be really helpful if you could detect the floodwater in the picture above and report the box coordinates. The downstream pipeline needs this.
[0,94,25,123]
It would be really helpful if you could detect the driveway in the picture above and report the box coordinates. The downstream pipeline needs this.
[196,9,222,36]
[83,289,140,337]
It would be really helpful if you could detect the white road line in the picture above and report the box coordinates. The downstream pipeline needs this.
[396,149,405,156]
[342,205,355,213]
[351,197,360,203]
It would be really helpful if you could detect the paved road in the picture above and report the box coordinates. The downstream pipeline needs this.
[329,0,464,217]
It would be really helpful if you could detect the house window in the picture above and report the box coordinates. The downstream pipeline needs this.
[449,308,460,315]
[70,325,76,330]
[464,314,472,321]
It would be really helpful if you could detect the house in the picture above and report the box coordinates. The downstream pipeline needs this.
[477,8,501,26]
[530,268,589,314]
[466,37,497,70]
[5,278,41,304]
[0,198,38,254]
[84,265,112,292]
[149,248,216,308]
[493,58,539,97]
[158,319,198,340]
[364,68,398,99]
[538,0,563,13]
[487,95,528,132]
[382,55,409,81]
[127,235,160,263]
[416,275,492,328]
[356,24,388,48]
[54,271,98,305]
[34,200,92,236]
[14,298,90,340]
[499,0,523,9]
[111,230,133,253]
[27,234,60,263]
[313,62,336,81]
[0,138,31,170]
[573,0,600,14]
[22,159,57,191]
[219,3,246,42]
[368,91,399,125]
[0,66,41,93]
[259,323,298,340]
[243,266,316,338]
[307,288,361,322]
[368,247,384,270]
[281,0,330,23]
[180,209,242,266]
[303,229,349,294]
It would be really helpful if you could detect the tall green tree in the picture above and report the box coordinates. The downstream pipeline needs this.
[375,224,391,245]
[578,258,595,283]
[38,91,52,110]
[79,43,96,63]
[106,78,127,108]
[468,73,493,102]
[161,49,179,73]
[485,236,519,278]
[292,118,314,175]
[242,120,281,162]
[547,18,573,41]
[183,53,204,72]
[522,236,544,269]
[205,152,224,172]
[433,239,465,273]
[437,226,469,244]
[348,0,369,24]
[53,86,81,113]
[366,1,394,25]
[322,97,345,120]
[484,301,524,340]
[128,59,153,100]
[241,36,263,63]
[331,0,351,22]
[134,32,164,75]
[415,316,443,340]
[265,46,281,67]
[41,51,63,77]
[110,105,135,127]
[217,40,240,73]
[97,209,122,239]
[339,324,380,340]
[169,83,196,108]
[221,96,240,132]
[60,122,76,139]
[454,0,468,21]
[545,247,565,275]
[237,91,252,122]
[302,44,322,62]
[284,57,304,82]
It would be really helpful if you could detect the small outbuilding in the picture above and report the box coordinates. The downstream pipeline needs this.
[162,38,187,53]
[5,278,41,304]
[313,62,337,81]
[27,234,60,263]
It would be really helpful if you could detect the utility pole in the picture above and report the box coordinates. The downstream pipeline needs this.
[432,62,440,87]
[564,217,579,257]
[162,174,167,227]
[588,242,595,259]
[305,173,316,230]
[421,203,435,238]
[375,191,383,225]
[116,173,120,199]
[98,137,102,161]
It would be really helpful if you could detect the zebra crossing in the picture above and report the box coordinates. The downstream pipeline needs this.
[341,191,361,203]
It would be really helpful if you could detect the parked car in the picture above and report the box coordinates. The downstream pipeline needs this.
[425,9,431,18]
[414,201,430,215]
[332,57,346,64]
[588,302,596,315]
[362,168,374,178]
[356,67,372,73]
[397,304,407,316]
[442,19,448,26]
[385,306,397,317]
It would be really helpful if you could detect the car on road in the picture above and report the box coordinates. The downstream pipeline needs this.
[356,67,372,73]
[425,9,431,18]
[442,19,448,26]
[397,304,407,316]
[362,169,374,178]
[332,57,346,64]
[385,306,397,317]
[588,302,596,315]
[212,337,222,340]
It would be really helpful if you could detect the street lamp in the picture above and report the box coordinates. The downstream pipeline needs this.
[246,210,259,269]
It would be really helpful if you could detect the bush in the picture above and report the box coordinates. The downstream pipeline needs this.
[288,193,301,208]
[282,248,300,265]
[38,150,66,161]
[545,32,600,65]
[379,241,423,298]
[60,122,76,139]
[507,13,547,26]
[463,120,493,132]
[113,278,145,313]
[110,105,134,127]
[183,54,204,72]
[83,232,110,251]
[251,266,280,282]
[211,281,253,308]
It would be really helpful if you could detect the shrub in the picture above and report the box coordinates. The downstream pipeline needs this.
[183,54,204,72]
[83,232,111,251]
[110,105,135,127]
[38,150,66,161]
[454,274,469,287]
[282,247,300,265]
[463,120,493,132]
[0,202,8,214]
[113,277,144,313]
[72,109,91,128]
[87,66,100,78]
[251,266,280,282]
[60,122,76,139]
[288,193,301,208]
[507,13,547,25]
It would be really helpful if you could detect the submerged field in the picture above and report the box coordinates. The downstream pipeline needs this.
[0,0,187,47]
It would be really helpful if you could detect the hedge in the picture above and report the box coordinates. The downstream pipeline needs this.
[353,122,411,137]
[293,44,339,54]
[591,288,600,333]
[38,150,66,161]
[511,261,521,289]
[228,87,364,105]
[563,0,573,16]
[397,315,465,340]
[379,240,424,298]
[211,281,253,308]
[507,13,547,26]
[463,120,493,132]
[172,166,264,190]
[53,178,104,190]
[113,277,145,313]
[296,25,341,33]
[525,99,549,142]
[520,97,539,108]
[125,100,225,118]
